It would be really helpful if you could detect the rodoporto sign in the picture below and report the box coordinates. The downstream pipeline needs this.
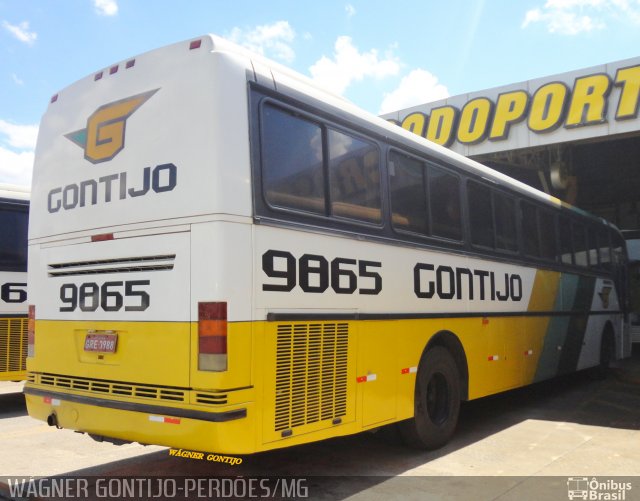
[387,61,640,151]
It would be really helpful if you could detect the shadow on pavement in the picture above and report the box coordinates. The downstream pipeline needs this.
[0,391,27,419]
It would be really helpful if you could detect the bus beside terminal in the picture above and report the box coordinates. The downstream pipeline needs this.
[23,35,631,455]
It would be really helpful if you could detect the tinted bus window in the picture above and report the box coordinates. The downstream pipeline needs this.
[262,104,324,215]
[598,229,612,269]
[468,181,493,248]
[573,222,588,267]
[328,129,381,224]
[0,205,28,272]
[539,209,557,261]
[429,166,462,241]
[389,151,428,234]
[559,217,573,265]
[587,227,599,267]
[494,193,517,252]
[612,230,626,266]
[521,202,539,257]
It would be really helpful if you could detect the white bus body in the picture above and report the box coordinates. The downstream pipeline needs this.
[25,36,629,453]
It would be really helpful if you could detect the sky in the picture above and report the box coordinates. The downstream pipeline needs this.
[1,0,640,187]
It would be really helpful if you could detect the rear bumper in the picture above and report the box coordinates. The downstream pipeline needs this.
[0,370,26,382]
[24,383,256,454]
[24,386,247,422]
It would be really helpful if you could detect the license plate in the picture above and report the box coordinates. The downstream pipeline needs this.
[84,331,118,353]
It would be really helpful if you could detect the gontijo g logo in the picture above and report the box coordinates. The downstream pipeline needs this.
[65,89,158,164]
[48,87,177,214]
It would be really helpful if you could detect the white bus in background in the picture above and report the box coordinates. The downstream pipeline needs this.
[0,184,29,381]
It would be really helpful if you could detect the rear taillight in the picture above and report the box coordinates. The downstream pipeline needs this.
[27,305,35,357]
[198,302,227,371]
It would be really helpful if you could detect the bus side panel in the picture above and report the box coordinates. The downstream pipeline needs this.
[522,270,561,385]
[358,321,397,427]
[260,320,358,445]
[576,277,621,370]
[532,273,620,383]
[534,274,580,382]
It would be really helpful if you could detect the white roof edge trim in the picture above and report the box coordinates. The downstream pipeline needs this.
[0,183,30,201]
[206,34,349,104]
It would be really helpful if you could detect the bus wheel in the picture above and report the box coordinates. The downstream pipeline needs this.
[399,346,461,450]
[594,326,615,380]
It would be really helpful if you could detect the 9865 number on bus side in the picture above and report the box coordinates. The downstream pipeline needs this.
[262,250,382,295]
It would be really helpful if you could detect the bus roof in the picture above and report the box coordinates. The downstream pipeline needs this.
[204,33,616,230]
[37,34,616,236]
[0,184,30,201]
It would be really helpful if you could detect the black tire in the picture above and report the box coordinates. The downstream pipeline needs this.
[594,327,615,380]
[399,346,461,450]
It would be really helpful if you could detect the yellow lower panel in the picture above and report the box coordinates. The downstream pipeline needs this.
[24,309,566,454]
[0,370,26,382]
[28,320,191,387]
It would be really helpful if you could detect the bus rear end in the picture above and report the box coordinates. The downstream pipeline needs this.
[25,36,259,453]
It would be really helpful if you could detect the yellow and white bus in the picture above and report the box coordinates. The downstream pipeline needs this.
[25,35,631,454]
[0,184,29,382]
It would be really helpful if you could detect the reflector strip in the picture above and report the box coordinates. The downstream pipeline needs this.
[28,304,35,357]
[43,396,61,406]
[149,415,181,425]
[524,349,534,356]
[356,374,377,383]
[401,367,418,374]
[488,355,500,361]
[91,233,114,242]
[189,40,202,50]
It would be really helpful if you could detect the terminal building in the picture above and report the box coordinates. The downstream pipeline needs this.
[382,57,640,231]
